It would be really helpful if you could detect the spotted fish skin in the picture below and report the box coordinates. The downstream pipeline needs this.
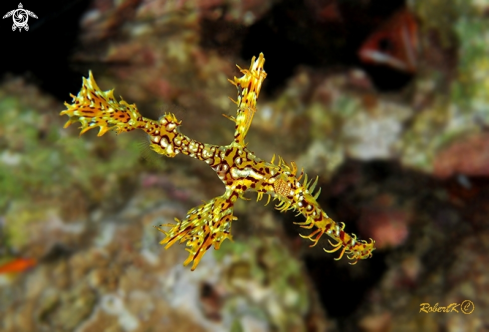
[61,54,375,270]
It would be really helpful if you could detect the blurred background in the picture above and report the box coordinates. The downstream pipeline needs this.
[0,0,488,331]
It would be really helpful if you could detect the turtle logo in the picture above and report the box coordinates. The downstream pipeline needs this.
[3,3,38,32]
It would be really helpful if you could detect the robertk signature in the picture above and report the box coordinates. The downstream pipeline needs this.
[419,300,474,314]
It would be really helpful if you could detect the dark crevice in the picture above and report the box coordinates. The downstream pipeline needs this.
[236,0,411,93]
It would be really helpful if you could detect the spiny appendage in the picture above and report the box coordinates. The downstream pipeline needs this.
[155,189,238,270]
[227,53,267,145]
[268,155,376,264]
[60,71,143,136]
[297,208,375,264]
[297,209,375,264]
[324,231,375,264]
[298,195,375,263]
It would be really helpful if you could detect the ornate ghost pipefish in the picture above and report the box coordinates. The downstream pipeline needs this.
[60,53,375,270]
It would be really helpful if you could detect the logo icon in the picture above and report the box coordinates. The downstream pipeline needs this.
[3,3,38,32]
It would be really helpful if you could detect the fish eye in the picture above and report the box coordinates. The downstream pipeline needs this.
[378,38,393,52]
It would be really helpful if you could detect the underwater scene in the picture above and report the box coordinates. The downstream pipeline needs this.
[1,0,488,331]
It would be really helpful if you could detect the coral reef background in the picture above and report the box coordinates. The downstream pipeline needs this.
[1,0,488,331]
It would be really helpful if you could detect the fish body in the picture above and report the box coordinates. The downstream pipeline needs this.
[359,10,419,74]
[0,258,37,274]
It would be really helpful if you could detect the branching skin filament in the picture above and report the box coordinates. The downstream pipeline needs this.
[61,53,375,270]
